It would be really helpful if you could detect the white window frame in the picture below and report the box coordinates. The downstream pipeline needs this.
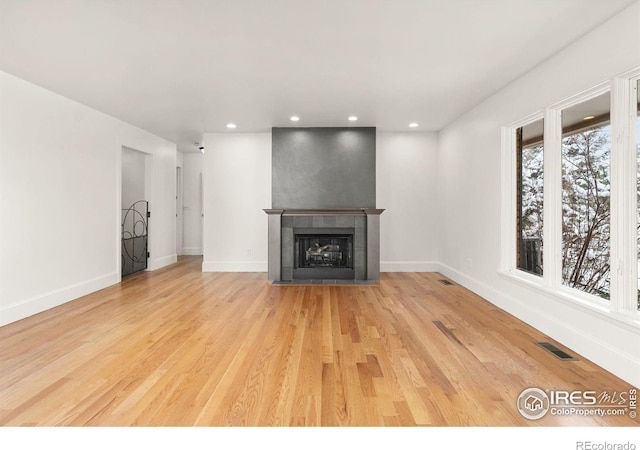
[500,111,545,283]
[618,69,640,314]
[500,68,640,327]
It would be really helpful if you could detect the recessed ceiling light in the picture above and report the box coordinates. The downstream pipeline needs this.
[290,116,300,122]
[409,122,419,128]
[583,115,595,121]
[226,123,237,129]
[348,116,358,121]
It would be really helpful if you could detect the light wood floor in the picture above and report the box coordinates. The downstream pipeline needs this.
[0,256,636,426]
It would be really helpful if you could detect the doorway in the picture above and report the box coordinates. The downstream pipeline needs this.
[176,166,183,256]
[121,147,150,277]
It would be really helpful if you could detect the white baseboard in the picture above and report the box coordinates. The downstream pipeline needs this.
[380,261,439,272]
[437,263,640,388]
[0,272,119,327]
[5,256,637,387]
[182,247,203,256]
[147,254,177,271]
[201,260,438,273]
[202,261,268,272]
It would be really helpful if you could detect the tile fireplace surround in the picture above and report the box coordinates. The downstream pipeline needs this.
[264,208,384,283]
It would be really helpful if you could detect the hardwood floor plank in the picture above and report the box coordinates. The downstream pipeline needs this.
[0,257,637,427]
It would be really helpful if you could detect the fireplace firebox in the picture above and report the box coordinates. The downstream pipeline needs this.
[293,228,354,280]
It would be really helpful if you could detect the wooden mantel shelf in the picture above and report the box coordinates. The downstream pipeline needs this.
[263,208,384,216]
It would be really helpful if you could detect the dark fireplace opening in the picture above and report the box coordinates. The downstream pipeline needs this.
[297,235,353,269]
[293,228,355,280]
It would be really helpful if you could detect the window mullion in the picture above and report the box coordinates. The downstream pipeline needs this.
[633,78,640,313]
[543,107,562,289]
[609,78,632,313]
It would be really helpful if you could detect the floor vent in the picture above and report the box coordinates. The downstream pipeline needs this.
[536,342,577,361]
[439,279,454,286]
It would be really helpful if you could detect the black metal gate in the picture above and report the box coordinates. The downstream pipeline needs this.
[122,200,148,277]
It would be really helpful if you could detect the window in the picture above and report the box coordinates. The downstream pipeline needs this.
[636,79,640,309]
[561,92,611,300]
[502,69,640,321]
[516,119,544,275]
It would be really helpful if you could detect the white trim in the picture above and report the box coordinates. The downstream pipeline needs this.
[440,263,640,388]
[543,105,562,290]
[609,78,625,311]
[610,76,636,313]
[203,260,439,273]
[503,111,546,129]
[116,141,123,283]
[380,261,439,272]
[500,111,545,274]
[0,272,119,327]
[498,269,640,332]
[630,74,640,313]
[616,68,640,313]
[548,80,612,112]
[202,261,268,272]
[147,254,178,271]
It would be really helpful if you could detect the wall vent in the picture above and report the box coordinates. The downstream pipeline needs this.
[536,342,577,361]
[439,279,454,285]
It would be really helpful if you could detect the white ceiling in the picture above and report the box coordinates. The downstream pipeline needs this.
[0,0,635,152]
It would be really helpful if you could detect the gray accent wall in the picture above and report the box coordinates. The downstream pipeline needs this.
[272,127,376,209]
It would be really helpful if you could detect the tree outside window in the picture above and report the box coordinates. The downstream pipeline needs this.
[516,119,543,276]
[561,93,611,300]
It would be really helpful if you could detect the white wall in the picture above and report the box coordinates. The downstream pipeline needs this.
[201,133,271,271]
[142,137,177,270]
[201,131,439,273]
[437,3,640,386]
[176,151,184,256]
[122,147,147,211]
[377,131,439,271]
[182,152,204,255]
[0,71,177,326]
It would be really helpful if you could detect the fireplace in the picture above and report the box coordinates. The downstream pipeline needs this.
[264,209,383,282]
[294,228,354,280]
[266,127,382,283]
